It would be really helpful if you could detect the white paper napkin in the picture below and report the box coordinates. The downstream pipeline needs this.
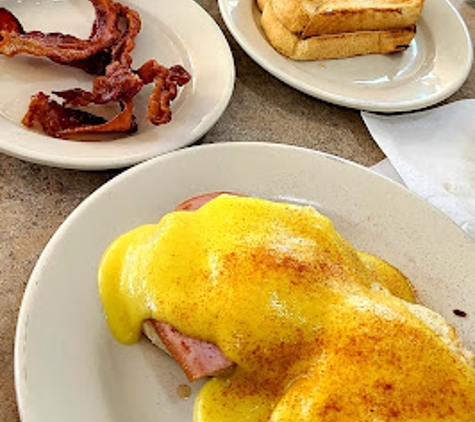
[362,99,475,240]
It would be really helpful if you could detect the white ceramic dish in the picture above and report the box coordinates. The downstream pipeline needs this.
[218,0,473,112]
[0,0,234,170]
[15,142,475,421]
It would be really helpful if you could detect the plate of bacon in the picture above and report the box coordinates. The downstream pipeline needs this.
[0,0,234,169]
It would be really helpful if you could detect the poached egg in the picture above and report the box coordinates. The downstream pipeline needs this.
[99,194,475,421]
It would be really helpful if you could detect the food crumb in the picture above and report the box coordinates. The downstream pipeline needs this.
[177,383,192,399]
[453,309,467,317]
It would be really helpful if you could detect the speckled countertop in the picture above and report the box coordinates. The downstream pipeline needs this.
[1,0,474,420]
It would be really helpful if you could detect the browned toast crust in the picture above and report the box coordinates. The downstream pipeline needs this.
[260,1,416,60]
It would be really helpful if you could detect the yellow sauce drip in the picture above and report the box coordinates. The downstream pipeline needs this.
[98,195,475,421]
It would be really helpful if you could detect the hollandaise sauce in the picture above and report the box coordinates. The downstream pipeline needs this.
[98,195,475,421]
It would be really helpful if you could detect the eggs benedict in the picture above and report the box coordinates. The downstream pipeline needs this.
[98,193,475,421]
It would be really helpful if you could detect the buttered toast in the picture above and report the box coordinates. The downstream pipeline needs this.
[260,1,416,60]
[264,0,423,37]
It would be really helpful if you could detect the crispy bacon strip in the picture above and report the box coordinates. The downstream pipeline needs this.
[22,92,137,138]
[55,62,144,106]
[21,92,107,138]
[0,0,121,63]
[46,4,143,136]
[53,4,143,105]
[111,4,141,66]
[137,61,192,125]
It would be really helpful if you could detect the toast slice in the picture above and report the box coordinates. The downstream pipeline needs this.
[260,1,416,60]
[259,0,423,37]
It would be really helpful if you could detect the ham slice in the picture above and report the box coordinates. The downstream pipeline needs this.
[142,192,243,381]
[175,191,242,211]
[148,320,234,382]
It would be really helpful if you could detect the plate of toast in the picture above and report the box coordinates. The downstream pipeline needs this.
[218,0,473,112]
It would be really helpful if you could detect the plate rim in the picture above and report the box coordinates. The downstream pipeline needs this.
[218,0,473,112]
[14,141,475,421]
[0,0,235,170]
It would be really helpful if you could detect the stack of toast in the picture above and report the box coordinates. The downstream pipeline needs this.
[257,0,424,60]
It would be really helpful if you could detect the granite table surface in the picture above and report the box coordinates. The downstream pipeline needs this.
[1,0,474,420]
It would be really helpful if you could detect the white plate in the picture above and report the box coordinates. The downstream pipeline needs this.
[15,142,475,421]
[0,0,234,170]
[218,0,473,112]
